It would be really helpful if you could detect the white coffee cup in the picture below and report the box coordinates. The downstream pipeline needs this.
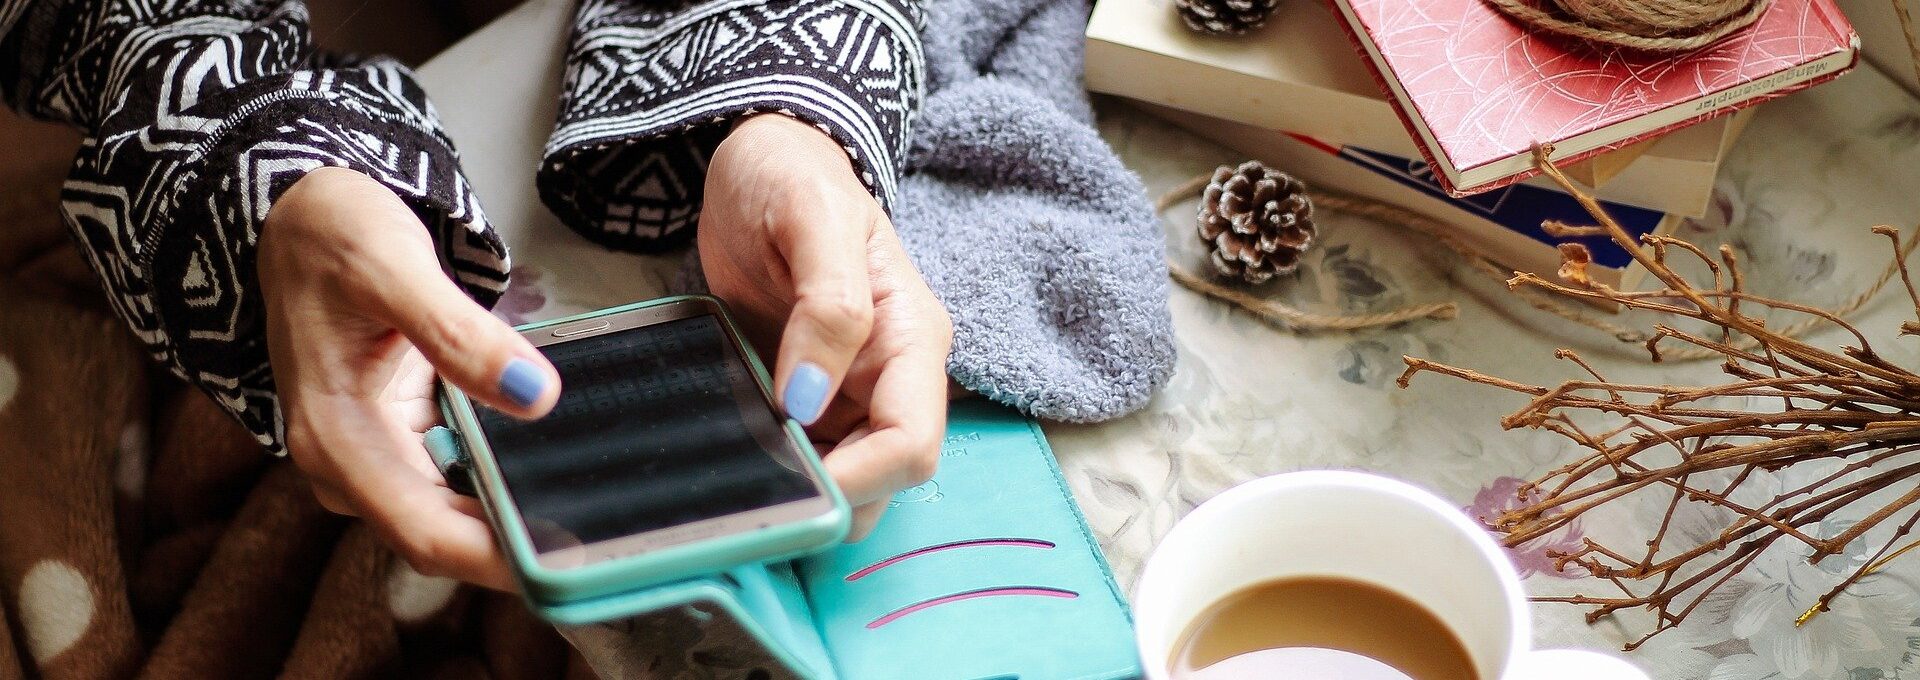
[1133,471,1649,680]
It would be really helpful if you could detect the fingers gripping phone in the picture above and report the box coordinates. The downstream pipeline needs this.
[440,296,849,610]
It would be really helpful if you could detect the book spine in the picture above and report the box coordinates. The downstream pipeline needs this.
[1082,29,1414,157]
[1319,0,1461,195]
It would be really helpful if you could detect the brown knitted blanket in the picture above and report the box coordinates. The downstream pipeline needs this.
[0,120,583,680]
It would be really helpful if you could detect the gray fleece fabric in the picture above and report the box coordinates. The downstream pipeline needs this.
[896,0,1175,422]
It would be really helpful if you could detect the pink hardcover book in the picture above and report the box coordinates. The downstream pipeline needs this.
[1327,0,1858,196]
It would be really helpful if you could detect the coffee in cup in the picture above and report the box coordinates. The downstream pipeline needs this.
[1134,471,1649,680]
[1172,575,1477,679]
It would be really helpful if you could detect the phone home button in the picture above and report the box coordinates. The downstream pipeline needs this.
[551,320,611,338]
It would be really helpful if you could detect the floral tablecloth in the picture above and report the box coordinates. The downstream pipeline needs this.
[419,3,1920,678]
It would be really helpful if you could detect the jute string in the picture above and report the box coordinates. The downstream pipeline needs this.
[1159,176,1638,339]
[1158,175,1462,332]
[1481,0,1772,52]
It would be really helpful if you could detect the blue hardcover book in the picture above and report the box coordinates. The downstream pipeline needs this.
[430,400,1140,679]
[1319,138,1669,270]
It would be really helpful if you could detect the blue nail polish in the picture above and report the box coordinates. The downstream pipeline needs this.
[498,358,547,408]
[784,362,832,426]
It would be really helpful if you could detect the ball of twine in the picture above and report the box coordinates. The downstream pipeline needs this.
[1482,0,1772,52]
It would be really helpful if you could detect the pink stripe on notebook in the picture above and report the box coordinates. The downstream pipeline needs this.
[845,538,1055,582]
[866,587,1079,629]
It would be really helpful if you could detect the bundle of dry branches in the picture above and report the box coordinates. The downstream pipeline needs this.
[1397,146,1920,650]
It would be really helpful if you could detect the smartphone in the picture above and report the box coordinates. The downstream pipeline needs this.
[441,296,849,610]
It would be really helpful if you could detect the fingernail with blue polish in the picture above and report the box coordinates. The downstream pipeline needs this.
[784,363,831,426]
[499,358,547,408]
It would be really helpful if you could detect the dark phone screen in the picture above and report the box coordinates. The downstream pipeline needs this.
[473,315,818,555]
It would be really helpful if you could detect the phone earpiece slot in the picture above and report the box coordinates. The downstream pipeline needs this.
[550,320,611,337]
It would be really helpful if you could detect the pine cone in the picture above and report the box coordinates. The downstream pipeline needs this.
[1197,161,1316,284]
[1175,0,1282,36]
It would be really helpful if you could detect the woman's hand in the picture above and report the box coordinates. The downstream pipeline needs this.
[259,167,562,590]
[701,114,954,540]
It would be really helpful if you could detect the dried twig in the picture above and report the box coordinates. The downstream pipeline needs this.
[1397,145,1920,650]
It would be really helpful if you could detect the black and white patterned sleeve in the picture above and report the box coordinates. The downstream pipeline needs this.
[538,0,925,252]
[0,0,508,452]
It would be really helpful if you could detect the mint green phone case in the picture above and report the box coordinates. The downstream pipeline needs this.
[428,399,1143,678]
[437,296,851,617]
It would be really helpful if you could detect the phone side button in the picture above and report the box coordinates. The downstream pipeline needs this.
[551,320,612,337]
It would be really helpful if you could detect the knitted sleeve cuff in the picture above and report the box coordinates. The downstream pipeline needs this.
[68,58,507,452]
[537,0,925,252]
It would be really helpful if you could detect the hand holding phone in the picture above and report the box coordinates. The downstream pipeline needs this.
[443,297,849,608]
[263,167,562,592]
[700,113,956,539]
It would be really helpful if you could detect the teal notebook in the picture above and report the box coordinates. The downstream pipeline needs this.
[430,399,1141,680]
